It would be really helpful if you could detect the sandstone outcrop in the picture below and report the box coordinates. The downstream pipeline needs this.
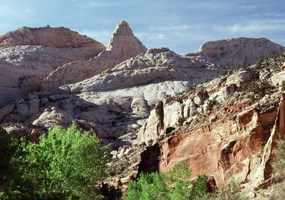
[60,47,219,93]
[136,53,285,195]
[42,21,147,90]
[0,27,105,107]
[0,26,105,55]
[189,37,285,68]
[32,107,74,129]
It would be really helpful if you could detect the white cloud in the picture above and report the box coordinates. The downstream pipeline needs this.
[216,19,285,34]
[135,32,166,40]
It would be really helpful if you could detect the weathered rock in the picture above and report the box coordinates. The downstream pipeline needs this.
[158,105,280,188]
[194,88,209,105]
[189,37,285,68]
[0,27,105,107]
[271,70,285,86]
[60,48,219,93]
[0,26,105,54]
[225,70,256,87]
[32,107,74,129]
[42,21,147,90]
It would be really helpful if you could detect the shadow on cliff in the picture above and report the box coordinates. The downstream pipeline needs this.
[138,143,161,173]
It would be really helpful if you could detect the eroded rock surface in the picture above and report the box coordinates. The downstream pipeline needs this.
[0,26,105,107]
[42,21,147,90]
[189,37,285,68]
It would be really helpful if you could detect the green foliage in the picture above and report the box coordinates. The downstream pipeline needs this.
[245,80,274,96]
[124,162,208,200]
[210,181,248,200]
[12,124,109,200]
[0,127,29,200]
[178,116,187,126]
[271,139,285,200]
[273,139,285,176]
[206,98,218,112]
[124,172,169,200]
[282,81,285,91]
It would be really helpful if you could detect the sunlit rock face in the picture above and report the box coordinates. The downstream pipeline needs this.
[42,21,147,90]
[0,26,105,107]
[189,37,285,68]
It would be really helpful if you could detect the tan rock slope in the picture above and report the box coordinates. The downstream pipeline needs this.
[42,21,147,90]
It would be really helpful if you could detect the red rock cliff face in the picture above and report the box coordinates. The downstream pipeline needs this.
[158,97,284,188]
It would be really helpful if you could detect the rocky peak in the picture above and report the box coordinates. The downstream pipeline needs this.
[106,20,146,54]
[112,21,134,36]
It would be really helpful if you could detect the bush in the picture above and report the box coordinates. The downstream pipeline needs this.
[273,139,285,176]
[281,81,285,91]
[11,124,109,200]
[210,181,248,200]
[124,172,169,200]
[206,98,218,112]
[178,116,187,126]
[245,80,274,96]
[270,139,285,200]
[124,162,208,200]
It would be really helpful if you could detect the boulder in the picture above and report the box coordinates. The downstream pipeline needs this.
[32,107,74,129]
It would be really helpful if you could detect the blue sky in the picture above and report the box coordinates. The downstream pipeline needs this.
[0,0,284,54]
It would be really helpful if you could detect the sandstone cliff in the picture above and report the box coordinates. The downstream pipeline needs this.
[136,53,285,196]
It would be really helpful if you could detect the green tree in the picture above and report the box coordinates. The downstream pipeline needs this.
[12,124,109,200]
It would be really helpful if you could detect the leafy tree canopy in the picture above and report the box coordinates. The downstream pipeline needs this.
[11,124,109,200]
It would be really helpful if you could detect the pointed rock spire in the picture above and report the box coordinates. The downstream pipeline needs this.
[113,21,134,36]
[106,20,147,54]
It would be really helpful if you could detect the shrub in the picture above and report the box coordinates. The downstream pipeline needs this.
[282,81,285,91]
[11,124,109,200]
[270,138,285,200]
[124,162,208,200]
[245,80,274,96]
[178,116,187,126]
[124,172,169,200]
[210,181,248,200]
[206,98,218,112]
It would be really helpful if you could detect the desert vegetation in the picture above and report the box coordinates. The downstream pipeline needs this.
[0,125,109,200]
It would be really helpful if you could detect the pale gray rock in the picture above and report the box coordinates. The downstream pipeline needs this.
[189,37,285,68]
[0,26,105,107]
[42,21,147,90]
[271,70,285,86]
[32,107,74,129]
[61,48,219,93]
[226,70,256,87]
